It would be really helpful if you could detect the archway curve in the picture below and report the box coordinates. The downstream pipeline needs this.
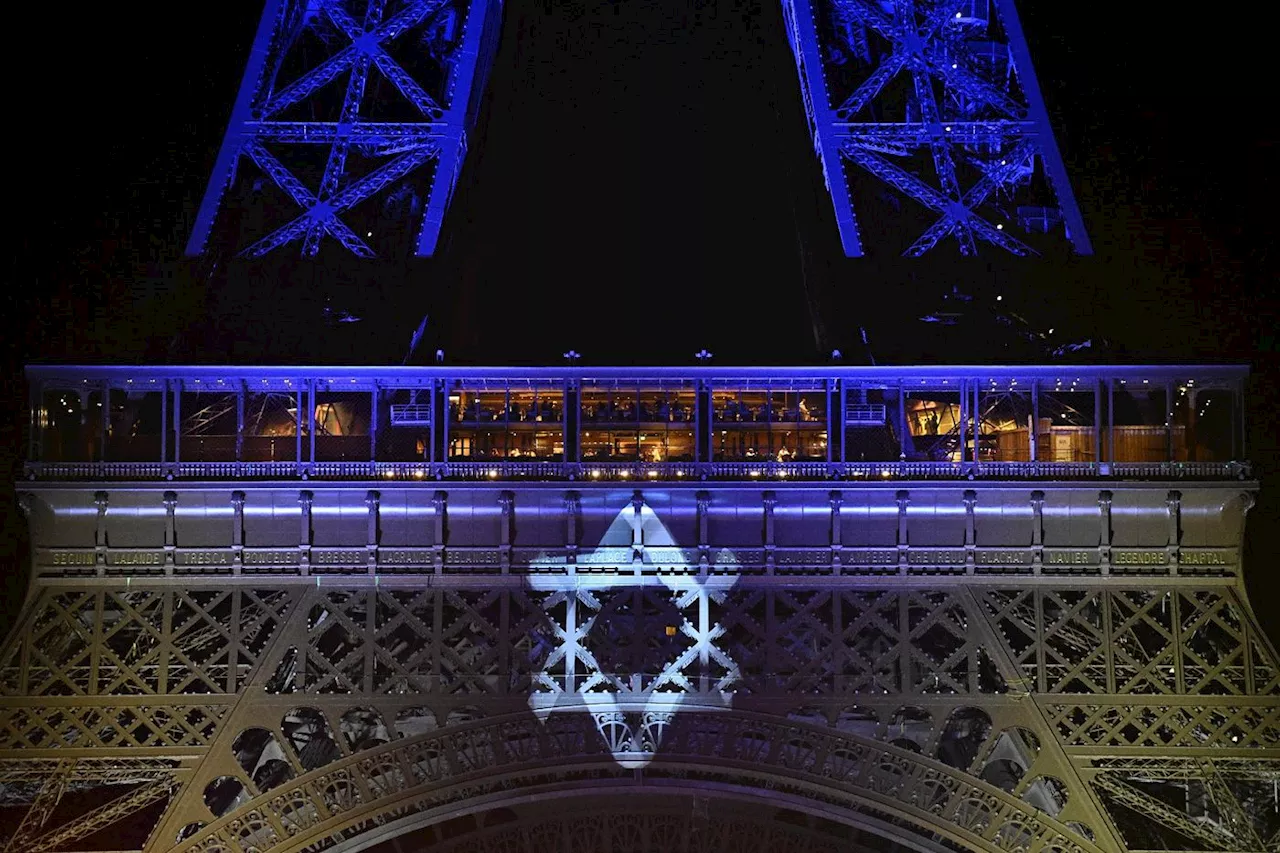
[175,708,1101,853]
[330,785,952,853]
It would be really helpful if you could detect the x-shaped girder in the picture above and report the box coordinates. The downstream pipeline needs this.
[830,0,1041,255]
[240,0,450,257]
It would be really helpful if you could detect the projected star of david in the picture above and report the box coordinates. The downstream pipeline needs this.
[526,493,741,768]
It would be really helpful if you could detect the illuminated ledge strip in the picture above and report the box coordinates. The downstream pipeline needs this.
[33,546,1239,578]
[22,460,1254,482]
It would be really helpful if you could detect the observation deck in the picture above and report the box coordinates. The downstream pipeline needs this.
[23,364,1251,483]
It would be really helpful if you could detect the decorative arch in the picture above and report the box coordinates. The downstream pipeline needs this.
[175,709,1102,853]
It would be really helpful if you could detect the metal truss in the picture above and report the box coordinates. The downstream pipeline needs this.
[3,482,1278,853]
[781,0,1092,256]
[185,0,501,259]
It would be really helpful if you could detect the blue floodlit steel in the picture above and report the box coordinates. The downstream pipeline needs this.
[781,0,1092,257]
[186,0,501,259]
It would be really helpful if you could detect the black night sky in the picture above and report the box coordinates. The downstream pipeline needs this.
[2,0,1278,642]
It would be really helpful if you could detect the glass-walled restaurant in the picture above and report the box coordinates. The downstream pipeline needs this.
[26,366,1250,479]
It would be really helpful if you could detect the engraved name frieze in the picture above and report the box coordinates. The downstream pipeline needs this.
[1178,550,1231,566]
[107,551,164,566]
[908,549,966,565]
[975,550,1034,566]
[242,550,301,566]
[1110,550,1169,566]
[378,549,434,565]
[42,550,96,566]
[176,551,234,566]
[1042,549,1098,566]
[311,549,366,565]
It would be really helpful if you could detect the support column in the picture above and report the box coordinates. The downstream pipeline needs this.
[829,490,843,570]
[1098,490,1113,575]
[231,491,245,573]
[564,490,581,570]
[365,490,380,574]
[696,490,711,571]
[763,491,777,572]
[298,490,314,575]
[896,490,909,574]
[93,491,108,574]
[432,490,447,573]
[163,491,178,573]
[499,491,514,573]
[1030,490,1044,573]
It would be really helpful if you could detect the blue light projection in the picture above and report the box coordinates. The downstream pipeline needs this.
[780,0,1091,257]
[186,0,502,259]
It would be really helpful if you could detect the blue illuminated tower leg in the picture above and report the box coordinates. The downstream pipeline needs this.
[186,0,502,259]
[782,0,864,257]
[185,0,289,258]
[418,0,499,255]
[783,0,1092,258]
[991,0,1091,255]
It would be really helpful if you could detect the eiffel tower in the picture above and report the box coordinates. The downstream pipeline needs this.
[3,364,1276,852]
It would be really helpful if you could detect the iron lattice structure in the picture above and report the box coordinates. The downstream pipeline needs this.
[4,364,1278,853]
[782,0,1092,256]
[185,0,501,259]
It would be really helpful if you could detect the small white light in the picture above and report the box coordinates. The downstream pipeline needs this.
[591,470,601,478]
[1048,328,1054,334]
[996,224,1003,230]
[951,63,957,69]
[367,231,372,237]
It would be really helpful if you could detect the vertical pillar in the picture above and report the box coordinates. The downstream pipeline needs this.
[231,491,245,573]
[1030,381,1039,464]
[1165,380,1175,464]
[172,381,182,466]
[696,490,711,571]
[94,491,109,573]
[1106,378,1114,467]
[294,383,303,471]
[973,381,981,465]
[1098,490,1113,575]
[160,381,168,465]
[369,387,378,464]
[308,380,317,467]
[896,382,907,463]
[564,490,581,570]
[1030,490,1044,574]
[963,490,977,574]
[298,490,314,574]
[1166,490,1182,575]
[235,381,246,464]
[1093,378,1102,467]
[829,490,843,570]
[365,490,380,574]
[835,379,845,466]
[958,380,968,470]
[499,491,514,573]
[432,490,447,573]
[631,490,645,565]
[896,490,909,574]
[762,491,777,572]
[99,383,110,464]
[163,491,178,573]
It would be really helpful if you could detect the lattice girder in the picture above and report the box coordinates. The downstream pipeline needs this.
[185,0,501,259]
[780,0,1092,256]
[4,478,1278,852]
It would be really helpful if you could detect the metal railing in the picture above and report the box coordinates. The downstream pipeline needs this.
[23,460,1252,482]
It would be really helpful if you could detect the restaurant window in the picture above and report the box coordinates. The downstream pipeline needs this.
[39,388,105,463]
[451,383,564,461]
[1110,379,1170,463]
[712,384,826,462]
[977,379,1033,463]
[242,388,304,463]
[378,388,432,462]
[844,384,899,462]
[1171,380,1238,463]
[902,385,961,463]
[180,388,238,463]
[108,387,165,463]
[1036,379,1097,463]
[314,390,371,461]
